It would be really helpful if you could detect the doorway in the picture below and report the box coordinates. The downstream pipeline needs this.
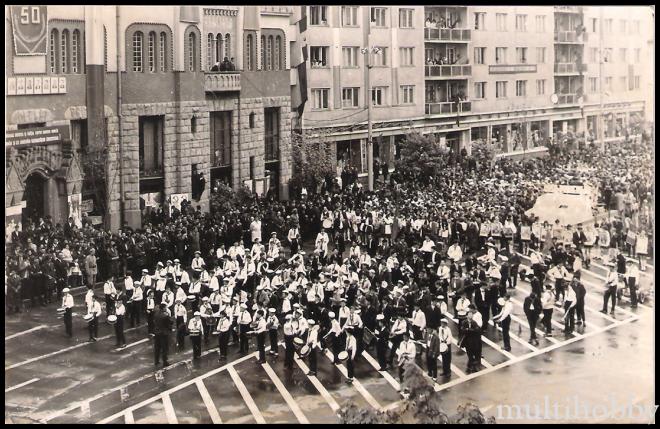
[22,172,47,224]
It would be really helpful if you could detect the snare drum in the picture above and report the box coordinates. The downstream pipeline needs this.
[187,295,196,302]
[439,342,449,353]
[337,351,349,362]
[107,315,117,325]
[457,310,467,317]
[83,314,94,322]
[293,337,305,349]
[56,307,67,315]
[322,219,333,229]
[299,344,311,358]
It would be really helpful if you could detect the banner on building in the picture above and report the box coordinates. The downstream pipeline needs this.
[68,193,83,228]
[168,193,188,216]
[142,192,162,209]
[10,6,48,56]
[5,125,70,148]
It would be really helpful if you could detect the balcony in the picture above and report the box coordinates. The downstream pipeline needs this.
[425,64,471,79]
[204,72,241,92]
[557,93,578,104]
[489,64,537,74]
[554,31,586,44]
[260,6,292,15]
[554,6,583,14]
[424,27,471,42]
[425,101,471,115]
[554,62,584,75]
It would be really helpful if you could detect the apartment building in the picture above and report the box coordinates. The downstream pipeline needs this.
[6,5,294,230]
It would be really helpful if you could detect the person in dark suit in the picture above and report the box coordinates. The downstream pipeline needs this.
[153,303,173,367]
[572,276,587,326]
[523,290,542,346]
[473,283,490,331]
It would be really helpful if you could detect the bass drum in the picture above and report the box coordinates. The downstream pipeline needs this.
[299,345,311,358]
[322,218,333,229]
[337,351,349,362]
[439,342,449,353]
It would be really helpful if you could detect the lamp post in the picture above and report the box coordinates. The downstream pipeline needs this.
[362,46,381,192]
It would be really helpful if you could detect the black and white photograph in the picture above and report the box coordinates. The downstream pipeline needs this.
[4,4,655,424]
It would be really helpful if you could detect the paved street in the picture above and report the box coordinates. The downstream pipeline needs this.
[5,257,654,424]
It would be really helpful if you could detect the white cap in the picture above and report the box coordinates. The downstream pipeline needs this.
[268,308,276,313]
[62,288,70,293]
[376,314,385,321]
[307,319,316,325]
[241,304,248,309]
[328,311,335,318]
[194,311,201,316]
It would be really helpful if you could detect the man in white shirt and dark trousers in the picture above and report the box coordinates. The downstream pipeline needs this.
[306,319,320,375]
[493,295,513,351]
[61,287,74,337]
[217,312,232,361]
[344,328,357,384]
[439,319,453,377]
[88,295,102,342]
[115,298,127,348]
[601,268,619,315]
[130,282,143,327]
[254,310,267,364]
[103,276,117,317]
[563,282,577,334]
[188,312,204,359]
[266,308,279,357]
[625,260,639,308]
[396,331,417,384]
[283,314,295,369]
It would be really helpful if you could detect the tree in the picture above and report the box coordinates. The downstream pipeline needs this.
[209,181,256,219]
[289,130,336,197]
[338,363,496,424]
[471,139,496,168]
[393,132,450,184]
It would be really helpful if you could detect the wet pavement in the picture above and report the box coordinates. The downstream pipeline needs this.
[5,257,655,424]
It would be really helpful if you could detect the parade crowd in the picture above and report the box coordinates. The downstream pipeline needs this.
[5,131,653,386]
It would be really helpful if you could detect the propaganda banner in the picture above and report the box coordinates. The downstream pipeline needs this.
[10,5,48,56]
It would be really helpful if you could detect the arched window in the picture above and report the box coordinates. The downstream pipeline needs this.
[274,35,281,70]
[61,30,69,74]
[159,32,166,72]
[188,32,196,71]
[245,34,253,71]
[225,33,231,59]
[72,30,80,73]
[260,35,266,70]
[49,29,58,73]
[207,33,214,68]
[216,33,223,63]
[148,32,156,72]
[132,32,143,72]
[267,35,273,71]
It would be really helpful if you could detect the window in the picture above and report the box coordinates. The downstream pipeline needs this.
[188,32,196,71]
[312,88,329,109]
[207,33,214,68]
[495,47,507,64]
[619,76,627,91]
[619,48,627,63]
[399,8,413,28]
[132,32,143,72]
[310,46,329,67]
[535,15,545,32]
[515,14,527,32]
[496,13,507,31]
[148,32,156,72]
[266,36,273,70]
[619,19,627,34]
[49,29,58,73]
[474,82,486,99]
[536,79,546,95]
[474,47,485,64]
[515,80,526,97]
[342,6,358,26]
[72,30,81,73]
[589,77,597,93]
[260,35,266,70]
[371,7,387,27]
[274,36,282,70]
[245,34,254,71]
[310,6,328,26]
[516,47,527,64]
[496,81,507,98]
[635,48,641,63]
[604,19,612,33]
[474,12,486,30]
[633,75,640,90]
[400,47,414,66]
[210,111,232,167]
[603,48,613,63]
[605,76,612,91]
[159,32,166,72]
[589,47,598,63]
[342,47,358,67]
[191,117,197,134]
[342,87,359,108]
[590,18,597,33]
[139,116,164,176]
[372,47,387,66]
[225,33,231,59]
[400,85,414,104]
[61,30,69,74]
[71,119,88,153]
[249,112,255,128]
[371,86,386,106]
[536,47,546,64]
[264,108,280,161]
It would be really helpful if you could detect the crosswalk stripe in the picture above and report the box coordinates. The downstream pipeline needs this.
[261,362,309,424]
[387,340,469,378]
[5,325,48,340]
[484,317,538,352]
[5,377,39,393]
[450,364,468,378]
[227,366,266,424]
[506,298,562,344]
[445,313,516,359]
[293,356,341,413]
[360,350,401,391]
[195,380,222,424]
[124,410,135,424]
[161,393,179,424]
[114,338,149,352]
[322,349,382,410]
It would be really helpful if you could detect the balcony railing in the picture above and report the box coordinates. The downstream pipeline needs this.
[554,62,584,74]
[488,64,538,74]
[557,93,578,104]
[425,64,471,78]
[204,72,241,92]
[425,101,472,115]
[554,6,583,14]
[554,31,586,43]
[424,27,471,42]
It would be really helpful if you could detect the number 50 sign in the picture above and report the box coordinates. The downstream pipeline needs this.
[10,5,48,55]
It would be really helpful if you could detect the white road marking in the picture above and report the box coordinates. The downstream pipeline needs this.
[506,298,561,344]
[387,340,469,379]
[322,349,382,410]
[227,366,266,424]
[5,377,39,392]
[6,325,143,370]
[360,350,401,391]
[293,356,341,413]
[450,364,468,378]
[261,362,309,424]
[195,380,222,424]
[5,325,48,340]
[484,317,538,352]
[124,409,135,424]
[161,393,179,424]
[114,338,149,352]
[445,312,517,359]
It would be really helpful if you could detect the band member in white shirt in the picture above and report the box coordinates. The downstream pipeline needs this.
[254,309,268,364]
[146,290,156,336]
[161,286,175,314]
[305,320,320,375]
[283,314,296,369]
[492,295,513,351]
[389,314,408,368]
[103,276,117,317]
[216,311,232,360]
[396,331,417,383]
[88,295,102,342]
[114,299,127,348]
[439,319,453,377]
[61,287,74,337]
[191,251,205,275]
[266,308,280,357]
[173,299,188,350]
[324,311,342,364]
[237,304,252,354]
[447,241,463,264]
[188,312,204,359]
[199,297,214,345]
[344,328,357,384]
[411,303,426,344]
